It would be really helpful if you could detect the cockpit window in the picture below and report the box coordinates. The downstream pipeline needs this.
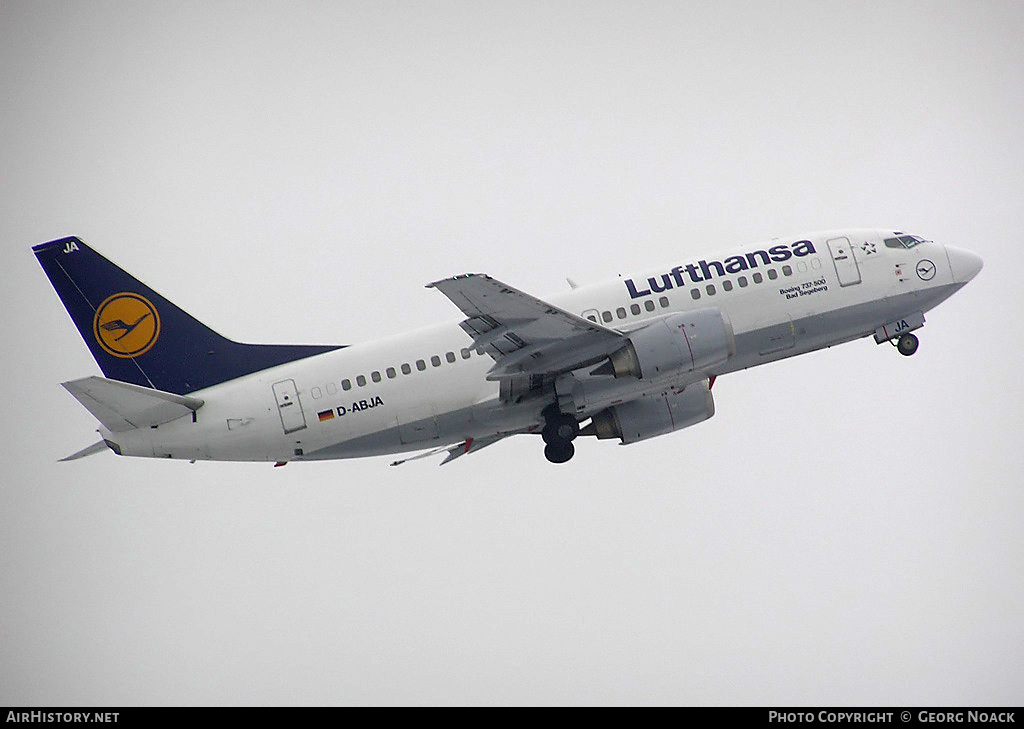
[884,232,927,249]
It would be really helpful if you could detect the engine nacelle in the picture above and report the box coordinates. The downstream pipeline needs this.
[586,380,715,444]
[603,308,734,380]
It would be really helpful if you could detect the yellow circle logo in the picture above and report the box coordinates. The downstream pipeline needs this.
[93,293,160,358]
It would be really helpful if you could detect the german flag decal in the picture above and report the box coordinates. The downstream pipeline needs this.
[317,409,335,422]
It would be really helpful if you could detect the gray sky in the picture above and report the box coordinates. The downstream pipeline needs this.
[2,0,1022,705]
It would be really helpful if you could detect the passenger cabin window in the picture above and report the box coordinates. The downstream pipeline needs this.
[768,269,778,280]
[356,375,366,387]
[659,296,669,308]
[416,359,426,371]
[586,314,597,322]
[602,311,612,323]
[752,272,763,284]
[311,386,322,399]
[431,355,441,367]
[401,363,411,375]
[371,371,381,383]
[782,265,792,276]
[630,304,641,316]
[342,378,352,391]
[386,367,396,379]
[691,288,700,300]
[706,284,716,295]
[446,351,456,363]
[644,300,655,312]
[723,279,733,291]
[461,348,472,359]
[616,307,626,319]
[738,276,748,287]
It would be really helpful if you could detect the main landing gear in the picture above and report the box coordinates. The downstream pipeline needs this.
[895,331,919,356]
[542,409,579,464]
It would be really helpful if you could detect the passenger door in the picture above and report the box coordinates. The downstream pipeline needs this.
[827,236,862,286]
[272,379,307,434]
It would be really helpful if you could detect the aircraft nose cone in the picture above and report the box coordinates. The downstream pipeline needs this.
[946,246,983,283]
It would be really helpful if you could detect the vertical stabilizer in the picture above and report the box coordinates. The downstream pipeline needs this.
[34,237,343,393]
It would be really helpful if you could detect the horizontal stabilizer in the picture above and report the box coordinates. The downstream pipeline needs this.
[59,441,110,461]
[62,376,204,433]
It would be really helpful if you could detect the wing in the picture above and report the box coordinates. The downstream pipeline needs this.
[389,430,527,467]
[427,273,625,380]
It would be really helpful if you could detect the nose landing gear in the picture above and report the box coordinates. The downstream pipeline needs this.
[541,410,579,464]
[896,331,919,356]
[874,315,926,357]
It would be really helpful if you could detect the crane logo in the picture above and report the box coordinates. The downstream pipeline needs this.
[916,259,937,281]
[93,293,161,358]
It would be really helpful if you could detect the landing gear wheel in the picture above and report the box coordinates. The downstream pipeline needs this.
[544,441,575,464]
[542,414,579,444]
[897,332,919,356]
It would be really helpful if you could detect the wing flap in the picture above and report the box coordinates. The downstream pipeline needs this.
[62,376,204,432]
[389,432,518,467]
[428,274,624,379]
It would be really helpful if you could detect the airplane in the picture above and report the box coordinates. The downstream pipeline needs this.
[33,229,982,465]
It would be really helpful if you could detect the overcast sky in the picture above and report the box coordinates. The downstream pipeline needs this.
[1,0,1022,706]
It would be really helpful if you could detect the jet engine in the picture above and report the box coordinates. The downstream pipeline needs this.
[596,308,734,380]
[583,380,715,445]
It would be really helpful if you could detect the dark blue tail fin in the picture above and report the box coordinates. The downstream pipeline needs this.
[34,236,343,394]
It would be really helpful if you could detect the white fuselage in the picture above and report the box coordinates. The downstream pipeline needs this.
[103,229,978,462]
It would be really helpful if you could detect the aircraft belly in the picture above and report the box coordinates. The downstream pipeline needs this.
[309,413,462,460]
[306,397,539,460]
[722,283,961,373]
